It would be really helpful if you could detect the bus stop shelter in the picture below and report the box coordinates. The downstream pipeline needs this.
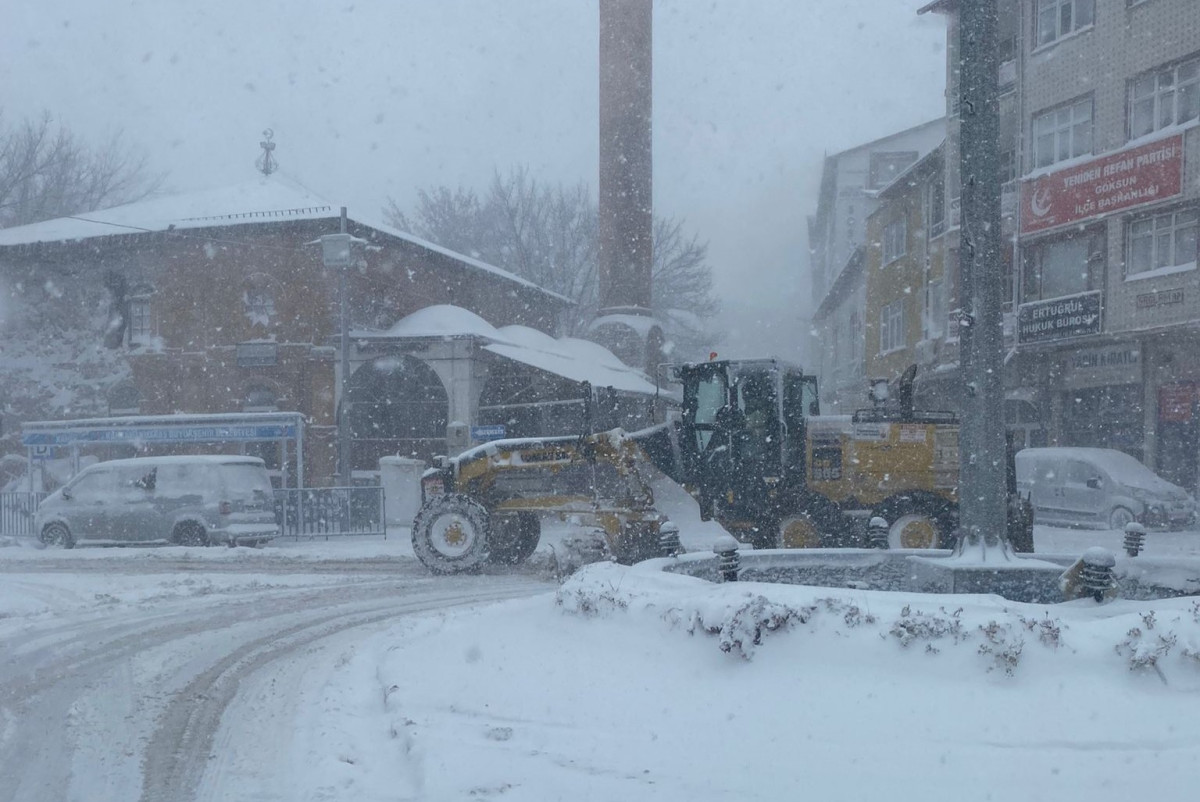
[20,412,306,491]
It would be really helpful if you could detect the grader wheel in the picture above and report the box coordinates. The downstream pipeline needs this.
[411,494,492,574]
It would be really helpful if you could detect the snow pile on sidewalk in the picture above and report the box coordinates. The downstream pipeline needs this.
[302,562,1200,802]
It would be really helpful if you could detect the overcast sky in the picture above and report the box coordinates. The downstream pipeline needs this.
[1,0,946,361]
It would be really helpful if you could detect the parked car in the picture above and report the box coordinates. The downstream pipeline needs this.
[34,455,280,548]
[1014,447,1196,531]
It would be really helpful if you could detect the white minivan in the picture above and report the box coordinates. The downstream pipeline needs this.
[1014,447,1196,531]
[34,455,280,548]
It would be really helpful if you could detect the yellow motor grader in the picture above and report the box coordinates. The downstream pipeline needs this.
[410,359,1030,574]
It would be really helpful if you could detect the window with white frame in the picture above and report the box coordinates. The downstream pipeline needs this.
[1022,227,1104,301]
[1032,97,1092,169]
[923,279,946,340]
[925,178,945,240]
[130,298,152,341]
[1127,208,1199,277]
[1129,56,1200,140]
[849,309,864,370]
[1034,0,1093,48]
[883,218,906,264]
[880,299,905,354]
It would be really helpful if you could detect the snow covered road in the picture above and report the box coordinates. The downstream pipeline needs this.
[0,550,549,802]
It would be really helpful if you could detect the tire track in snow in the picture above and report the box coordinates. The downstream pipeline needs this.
[144,584,541,802]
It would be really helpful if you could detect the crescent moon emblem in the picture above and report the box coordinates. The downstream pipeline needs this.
[1030,186,1053,218]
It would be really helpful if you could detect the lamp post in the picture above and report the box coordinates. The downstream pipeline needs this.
[318,209,363,485]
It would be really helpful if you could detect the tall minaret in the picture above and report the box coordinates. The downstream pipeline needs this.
[593,0,662,373]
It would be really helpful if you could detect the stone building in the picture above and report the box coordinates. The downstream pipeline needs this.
[0,177,656,485]
[807,119,945,413]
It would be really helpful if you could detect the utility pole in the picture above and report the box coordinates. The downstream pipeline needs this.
[956,0,1009,558]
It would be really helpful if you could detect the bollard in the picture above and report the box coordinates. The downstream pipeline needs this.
[713,535,740,582]
[1123,522,1146,557]
[868,516,890,549]
[1080,547,1117,602]
[658,521,682,558]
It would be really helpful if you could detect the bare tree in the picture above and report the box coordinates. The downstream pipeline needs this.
[384,166,720,355]
[0,111,162,228]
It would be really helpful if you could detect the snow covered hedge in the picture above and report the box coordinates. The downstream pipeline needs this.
[557,562,1200,684]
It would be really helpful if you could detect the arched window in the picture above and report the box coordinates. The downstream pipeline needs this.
[347,355,448,466]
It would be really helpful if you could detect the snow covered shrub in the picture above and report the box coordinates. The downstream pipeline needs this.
[555,584,629,617]
[978,621,1024,676]
[689,594,815,660]
[1115,623,1176,678]
[888,605,967,652]
[1019,614,1064,649]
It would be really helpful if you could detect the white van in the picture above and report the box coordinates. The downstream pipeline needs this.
[1014,447,1196,531]
[34,455,280,548]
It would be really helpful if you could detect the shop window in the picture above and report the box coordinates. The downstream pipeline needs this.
[1129,55,1200,139]
[1127,208,1199,278]
[1060,385,1144,461]
[1032,96,1092,169]
[883,218,906,264]
[1034,0,1093,49]
[1022,227,1104,301]
[880,299,905,354]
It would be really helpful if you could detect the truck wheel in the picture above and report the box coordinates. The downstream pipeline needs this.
[489,512,541,565]
[412,494,491,573]
[875,494,954,550]
[775,493,842,549]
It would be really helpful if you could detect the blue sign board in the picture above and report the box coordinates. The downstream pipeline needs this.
[22,424,297,447]
[470,424,507,441]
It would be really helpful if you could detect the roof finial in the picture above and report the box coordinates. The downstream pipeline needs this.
[256,129,278,176]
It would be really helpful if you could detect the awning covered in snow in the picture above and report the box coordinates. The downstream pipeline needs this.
[356,305,660,396]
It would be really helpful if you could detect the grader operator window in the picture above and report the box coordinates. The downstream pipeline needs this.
[690,371,728,452]
[733,370,781,470]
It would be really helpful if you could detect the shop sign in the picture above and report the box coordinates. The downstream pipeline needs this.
[1062,345,1140,386]
[1136,287,1184,310]
[1159,383,1196,423]
[1020,133,1184,235]
[1017,291,1102,345]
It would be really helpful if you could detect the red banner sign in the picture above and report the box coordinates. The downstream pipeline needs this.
[1020,134,1184,235]
[1159,382,1196,424]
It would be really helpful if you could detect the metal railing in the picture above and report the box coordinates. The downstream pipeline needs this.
[274,486,386,539]
[0,492,46,537]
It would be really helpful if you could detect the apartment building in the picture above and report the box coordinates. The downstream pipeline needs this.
[807,119,945,413]
[912,0,1200,490]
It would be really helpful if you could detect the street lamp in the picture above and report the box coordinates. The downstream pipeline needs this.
[316,211,365,485]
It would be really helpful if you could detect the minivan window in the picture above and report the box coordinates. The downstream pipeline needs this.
[222,464,275,500]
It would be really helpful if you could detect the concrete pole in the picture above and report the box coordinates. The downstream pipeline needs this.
[957,0,1010,559]
[338,206,352,486]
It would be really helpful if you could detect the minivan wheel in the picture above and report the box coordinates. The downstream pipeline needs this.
[173,522,210,547]
[40,522,75,549]
[1108,506,1135,531]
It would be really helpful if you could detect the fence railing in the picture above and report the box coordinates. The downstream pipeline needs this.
[0,492,46,537]
[274,486,386,539]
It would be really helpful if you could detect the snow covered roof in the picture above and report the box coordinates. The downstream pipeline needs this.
[356,304,659,396]
[0,176,570,304]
